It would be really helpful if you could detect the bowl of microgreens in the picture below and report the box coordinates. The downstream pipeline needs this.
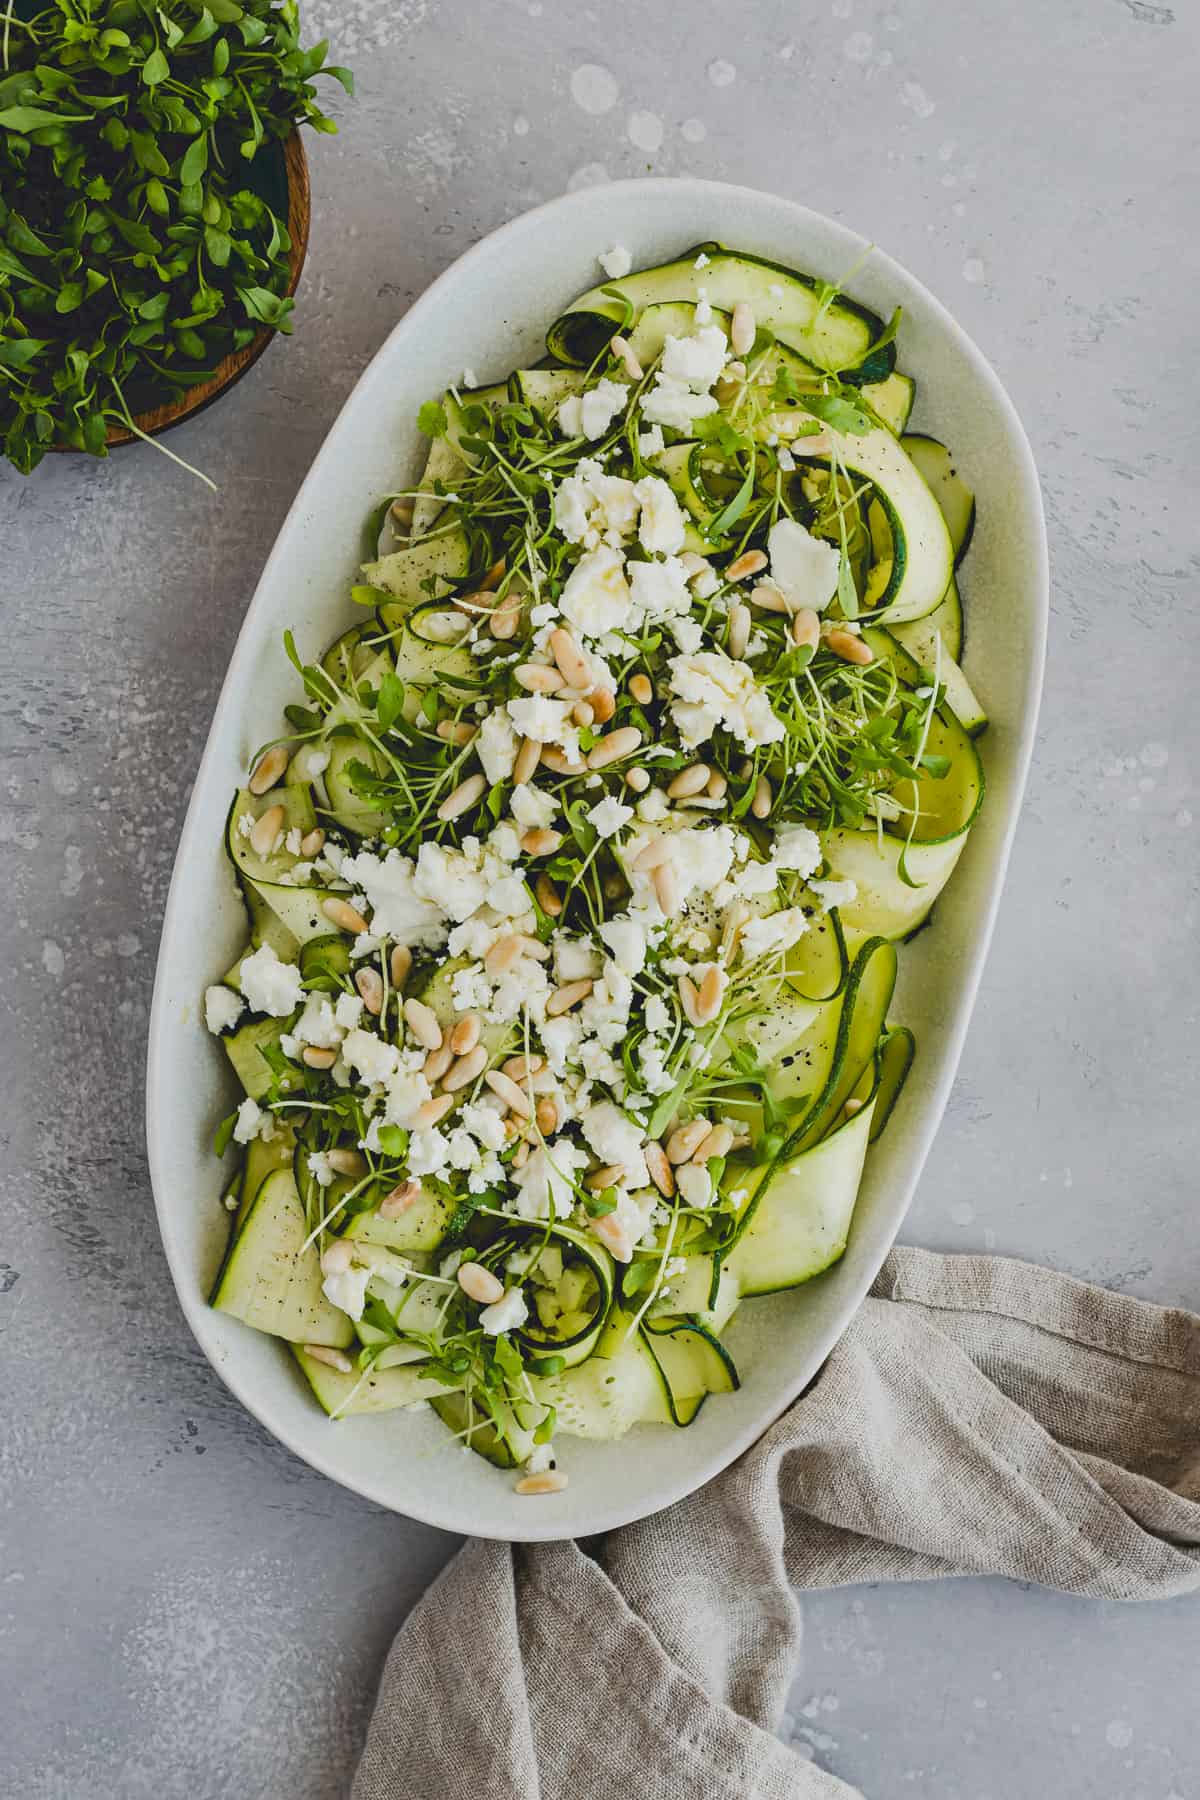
[0,0,351,475]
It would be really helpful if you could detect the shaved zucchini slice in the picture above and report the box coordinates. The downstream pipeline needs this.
[212,1169,353,1349]
[362,526,470,606]
[901,434,976,565]
[295,1347,454,1417]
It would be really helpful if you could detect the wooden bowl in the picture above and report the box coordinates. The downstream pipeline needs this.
[100,131,310,449]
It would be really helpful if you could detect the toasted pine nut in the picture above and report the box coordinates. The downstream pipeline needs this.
[327,1148,368,1177]
[726,549,768,584]
[303,1044,336,1069]
[452,588,495,616]
[644,1141,675,1198]
[485,1068,532,1116]
[521,828,563,856]
[437,773,486,822]
[706,770,728,800]
[667,1119,711,1164]
[541,745,586,775]
[436,719,477,745]
[751,775,772,820]
[549,628,593,691]
[299,828,325,858]
[355,967,384,1016]
[629,673,653,705]
[513,735,541,785]
[791,608,821,651]
[457,1261,504,1305]
[546,978,593,1016]
[610,332,643,380]
[678,974,701,1028]
[323,897,370,935]
[449,1013,481,1057]
[721,899,751,958]
[625,766,650,793]
[749,580,790,613]
[695,964,725,1023]
[535,1097,559,1137]
[481,557,507,591]
[444,1044,488,1091]
[730,301,756,356]
[694,1122,735,1164]
[502,1054,543,1081]
[586,1163,626,1194]
[844,1096,866,1116]
[403,997,443,1051]
[590,1213,632,1263]
[571,700,594,729]
[680,550,709,577]
[250,804,285,858]
[668,763,711,800]
[390,496,414,527]
[728,602,751,659]
[534,873,562,917]
[489,593,521,639]
[634,837,674,872]
[512,1140,530,1169]
[321,1237,354,1274]
[714,373,741,407]
[652,861,680,916]
[515,1469,569,1495]
[423,1042,454,1083]
[415,1093,456,1128]
[514,663,564,694]
[587,727,642,770]
[390,945,412,990]
[484,933,523,975]
[826,628,873,665]
[380,1179,421,1219]
[248,744,289,794]
[590,686,616,725]
[303,1343,354,1373]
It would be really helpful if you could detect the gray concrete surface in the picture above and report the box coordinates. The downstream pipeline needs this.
[2,0,1197,1794]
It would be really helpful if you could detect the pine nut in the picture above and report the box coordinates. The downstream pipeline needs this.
[844,1096,866,1116]
[625,767,650,793]
[423,1042,454,1083]
[521,828,563,856]
[481,557,507,591]
[515,1469,569,1494]
[629,673,653,705]
[403,997,443,1051]
[299,828,325,858]
[695,964,725,1023]
[749,580,790,613]
[248,744,289,794]
[489,594,521,639]
[826,628,873,666]
[586,1163,626,1194]
[610,332,643,380]
[513,735,541,784]
[355,968,384,1016]
[791,608,821,651]
[667,1119,711,1164]
[587,727,642,770]
[323,897,369,935]
[751,775,772,820]
[436,719,478,744]
[541,746,585,775]
[484,933,523,975]
[302,1044,336,1069]
[390,497,414,527]
[680,551,709,577]
[327,1148,368,1177]
[437,773,486,821]
[449,1014,481,1057]
[725,549,768,584]
[706,770,728,800]
[444,1044,488,1091]
[730,301,756,356]
[546,978,593,1016]
[512,1139,530,1169]
[535,1097,559,1136]
[714,372,741,407]
[678,974,701,1028]
[728,603,751,659]
[721,899,751,958]
[549,628,593,690]
[502,1054,543,1081]
[644,1141,675,1198]
[668,763,711,800]
[590,1213,632,1262]
[453,589,496,615]
[485,1069,532,1116]
[590,686,616,724]
[415,1093,456,1128]
[322,1237,354,1273]
[572,700,595,728]
[515,663,564,694]
[458,1261,504,1305]
[652,861,680,916]
[303,1344,354,1373]
[380,1180,421,1219]
[250,803,285,857]
[634,837,674,871]
[390,945,412,990]
[534,874,562,917]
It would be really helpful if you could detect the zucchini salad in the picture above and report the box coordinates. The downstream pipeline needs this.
[203,242,985,1493]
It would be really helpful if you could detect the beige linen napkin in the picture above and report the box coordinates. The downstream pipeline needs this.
[353,1248,1200,1800]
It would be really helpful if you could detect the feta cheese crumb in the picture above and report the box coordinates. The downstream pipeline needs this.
[808,876,858,912]
[634,476,687,556]
[588,794,634,839]
[233,1097,268,1144]
[580,1100,649,1188]
[558,377,629,442]
[340,848,446,947]
[558,544,632,638]
[638,425,665,459]
[477,709,518,785]
[599,243,633,279]
[668,650,786,751]
[739,908,810,963]
[239,944,304,1017]
[478,1286,530,1336]
[205,984,245,1035]
[772,825,823,879]
[767,517,841,614]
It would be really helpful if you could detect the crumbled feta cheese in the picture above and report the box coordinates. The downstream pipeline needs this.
[554,935,602,983]
[506,695,582,761]
[694,250,710,269]
[738,908,810,963]
[554,458,639,548]
[288,993,341,1051]
[628,555,692,624]
[580,1100,649,1188]
[558,377,629,442]
[670,614,704,654]
[807,876,858,912]
[599,243,633,279]
[768,517,841,613]
[334,993,364,1032]
[668,650,786,751]
[636,787,671,823]
[676,1163,713,1207]
[644,993,671,1033]
[773,825,823,878]
[205,984,244,1035]
[525,1443,555,1475]
[511,1142,589,1220]
[661,325,728,390]
[285,826,303,856]
[322,1263,371,1321]
[458,1100,507,1152]
[634,476,687,556]
[232,1098,266,1144]
[588,794,634,839]
[342,1027,402,1088]
[558,544,632,638]
[236,811,255,839]
[462,367,478,388]
[477,709,518,785]
[641,375,719,434]
[599,915,648,975]
[694,288,713,326]
[340,848,446,947]
[510,783,557,831]
[407,1126,452,1179]
[638,424,665,459]
[239,944,304,1017]
[413,842,488,922]
[478,1286,530,1335]
[308,1150,336,1189]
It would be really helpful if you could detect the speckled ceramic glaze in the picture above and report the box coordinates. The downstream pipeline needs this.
[146,179,1047,1542]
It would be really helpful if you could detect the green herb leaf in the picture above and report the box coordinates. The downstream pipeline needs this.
[142,48,170,85]
[417,400,448,438]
